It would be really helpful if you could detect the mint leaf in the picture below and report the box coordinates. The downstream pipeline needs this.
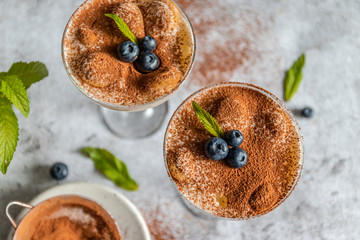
[81,147,138,191]
[0,75,30,118]
[0,98,19,174]
[0,61,48,175]
[284,54,306,101]
[7,62,49,89]
[192,101,225,138]
[105,13,138,45]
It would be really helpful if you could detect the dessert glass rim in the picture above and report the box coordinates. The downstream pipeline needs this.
[61,0,196,112]
[163,81,304,220]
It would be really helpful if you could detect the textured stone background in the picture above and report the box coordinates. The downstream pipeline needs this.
[0,0,359,239]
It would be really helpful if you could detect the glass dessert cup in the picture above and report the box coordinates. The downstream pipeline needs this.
[62,0,196,139]
[163,82,304,220]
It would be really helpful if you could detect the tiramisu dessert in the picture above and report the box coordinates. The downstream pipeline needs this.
[164,83,303,219]
[63,0,194,106]
[13,195,121,240]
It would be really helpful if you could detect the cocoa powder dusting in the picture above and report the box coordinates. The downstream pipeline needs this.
[63,0,194,106]
[31,214,110,240]
[147,216,177,240]
[140,205,178,240]
[14,196,121,240]
[140,201,199,240]
[176,0,280,88]
[165,83,302,218]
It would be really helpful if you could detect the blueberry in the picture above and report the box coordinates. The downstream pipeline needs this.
[301,107,314,118]
[117,41,139,62]
[140,36,157,51]
[134,51,160,73]
[204,137,229,161]
[225,130,244,147]
[226,148,247,168]
[50,163,68,180]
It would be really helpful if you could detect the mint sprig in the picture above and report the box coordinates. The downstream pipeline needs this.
[284,53,306,101]
[81,147,139,191]
[0,61,48,174]
[105,13,138,45]
[192,101,225,138]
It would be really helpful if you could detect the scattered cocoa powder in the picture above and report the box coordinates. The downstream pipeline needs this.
[140,205,179,240]
[140,202,195,240]
[165,83,303,219]
[13,196,121,240]
[147,216,177,240]
[176,0,281,88]
[63,0,194,106]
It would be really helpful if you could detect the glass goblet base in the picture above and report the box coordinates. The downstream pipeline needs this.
[100,102,168,139]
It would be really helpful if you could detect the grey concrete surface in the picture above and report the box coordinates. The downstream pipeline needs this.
[0,0,359,239]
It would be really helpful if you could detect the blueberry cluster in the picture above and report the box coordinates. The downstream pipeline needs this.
[117,36,160,74]
[204,130,247,168]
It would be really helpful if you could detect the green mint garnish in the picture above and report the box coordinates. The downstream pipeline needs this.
[284,53,306,101]
[105,13,138,45]
[0,61,48,174]
[192,101,225,139]
[81,147,139,191]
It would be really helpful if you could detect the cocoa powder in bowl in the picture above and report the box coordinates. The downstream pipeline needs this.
[164,82,303,219]
[13,195,121,240]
